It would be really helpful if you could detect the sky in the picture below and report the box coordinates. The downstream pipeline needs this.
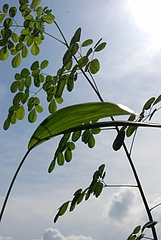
[1,0,161,239]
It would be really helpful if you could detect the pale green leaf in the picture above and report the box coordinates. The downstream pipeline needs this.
[31,43,40,55]
[82,39,93,47]
[31,0,41,9]
[16,106,25,120]
[90,59,100,74]
[12,53,21,68]
[28,102,135,150]
[42,14,55,24]
[40,60,49,69]
[0,14,5,23]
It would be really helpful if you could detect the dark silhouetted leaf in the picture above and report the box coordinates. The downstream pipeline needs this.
[113,130,125,151]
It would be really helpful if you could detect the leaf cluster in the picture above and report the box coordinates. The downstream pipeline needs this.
[48,126,101,173]
[54,164,106,223]
[127,221,157,240]
[0,0,55,67]
[112,95,161,151]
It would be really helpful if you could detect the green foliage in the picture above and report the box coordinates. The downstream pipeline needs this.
[54,164,106,223]
[0,1,55,66]
[127,221,158,240]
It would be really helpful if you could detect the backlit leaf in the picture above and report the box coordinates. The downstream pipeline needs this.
[22,45,28,58]
[0,14,5,23]
[70,28,81,45]
[9,7,17,18]
[82,39,93,47]
[31,0,41,9]
[28,102,135,150]
[40,60,49,69]
[3,18,12,28]
[94,42,106,52]
[0,46,9,60]
[89,59,100,74]
[78,56,88,68]
[58,201,69,216]
[42,14,55,24]
[16,106,25,120]
[12,53,21,68]
[28,108,37,123]
[2,4,9,13]
[11,32,19,42]
[31,43,40,55]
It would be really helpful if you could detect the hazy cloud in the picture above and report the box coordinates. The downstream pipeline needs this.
[40,228,94,240]
[0,237,14,240]
[108,189,136,220]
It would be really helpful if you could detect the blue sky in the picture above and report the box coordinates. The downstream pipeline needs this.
[1,0,161,239]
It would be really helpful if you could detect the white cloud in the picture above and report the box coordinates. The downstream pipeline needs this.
[39,228,94,240]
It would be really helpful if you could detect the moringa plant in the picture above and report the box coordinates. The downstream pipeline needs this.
[1,0,161,239]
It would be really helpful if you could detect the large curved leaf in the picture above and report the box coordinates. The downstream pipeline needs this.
[28,102,136,150]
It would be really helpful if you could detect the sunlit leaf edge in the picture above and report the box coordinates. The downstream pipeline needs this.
[28,102,136,150]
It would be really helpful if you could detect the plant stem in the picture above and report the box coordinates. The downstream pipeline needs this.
[0,149,31,222]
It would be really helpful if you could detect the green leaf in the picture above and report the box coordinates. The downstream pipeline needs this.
[113,130,125,151]
[2,4,9,13]
[98,164,105,177]
[133,225,141,234]
[35,105,43,113]
[33,37,42,45]
[42,14,55,24]
[48,99,57,113]
[22,45,28,58]
[90,59,100,74]
[31,60,39,70]
[67,77,74,92]
[19,0,29,5]
[48,159,56,173]
[57,152,64,166]
[28,102,135,150]
[9,7,17,18]
[1,28,12,38]
[0,46,9,60]
[153,94,161,106]
[88,134,95,148]
[3,118,10,130]
[21,68,30,78]
[11,32,19,42]
[28,108,37,123]
[40,60,49,69]
[72,131,81,142]
[3,18,12,28]
[16,106,25,120]
[82,39,93,47]
[94,42,106,52]
[0,14,5,23]
[70,28,81,45]
[37,6,43,16]
[13,92,23,105]
[31,43,40,55]
[58,201,69,216]
[12,53,22,68]
[78,56,88,68]
[14,73,22,80]
[142,97,155,111]
[10,81,19,93]
[65,149,72,162]
[31,0,41,9]
[126,125,137,137]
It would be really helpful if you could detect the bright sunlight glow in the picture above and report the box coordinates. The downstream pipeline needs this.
[127,0,161,49]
